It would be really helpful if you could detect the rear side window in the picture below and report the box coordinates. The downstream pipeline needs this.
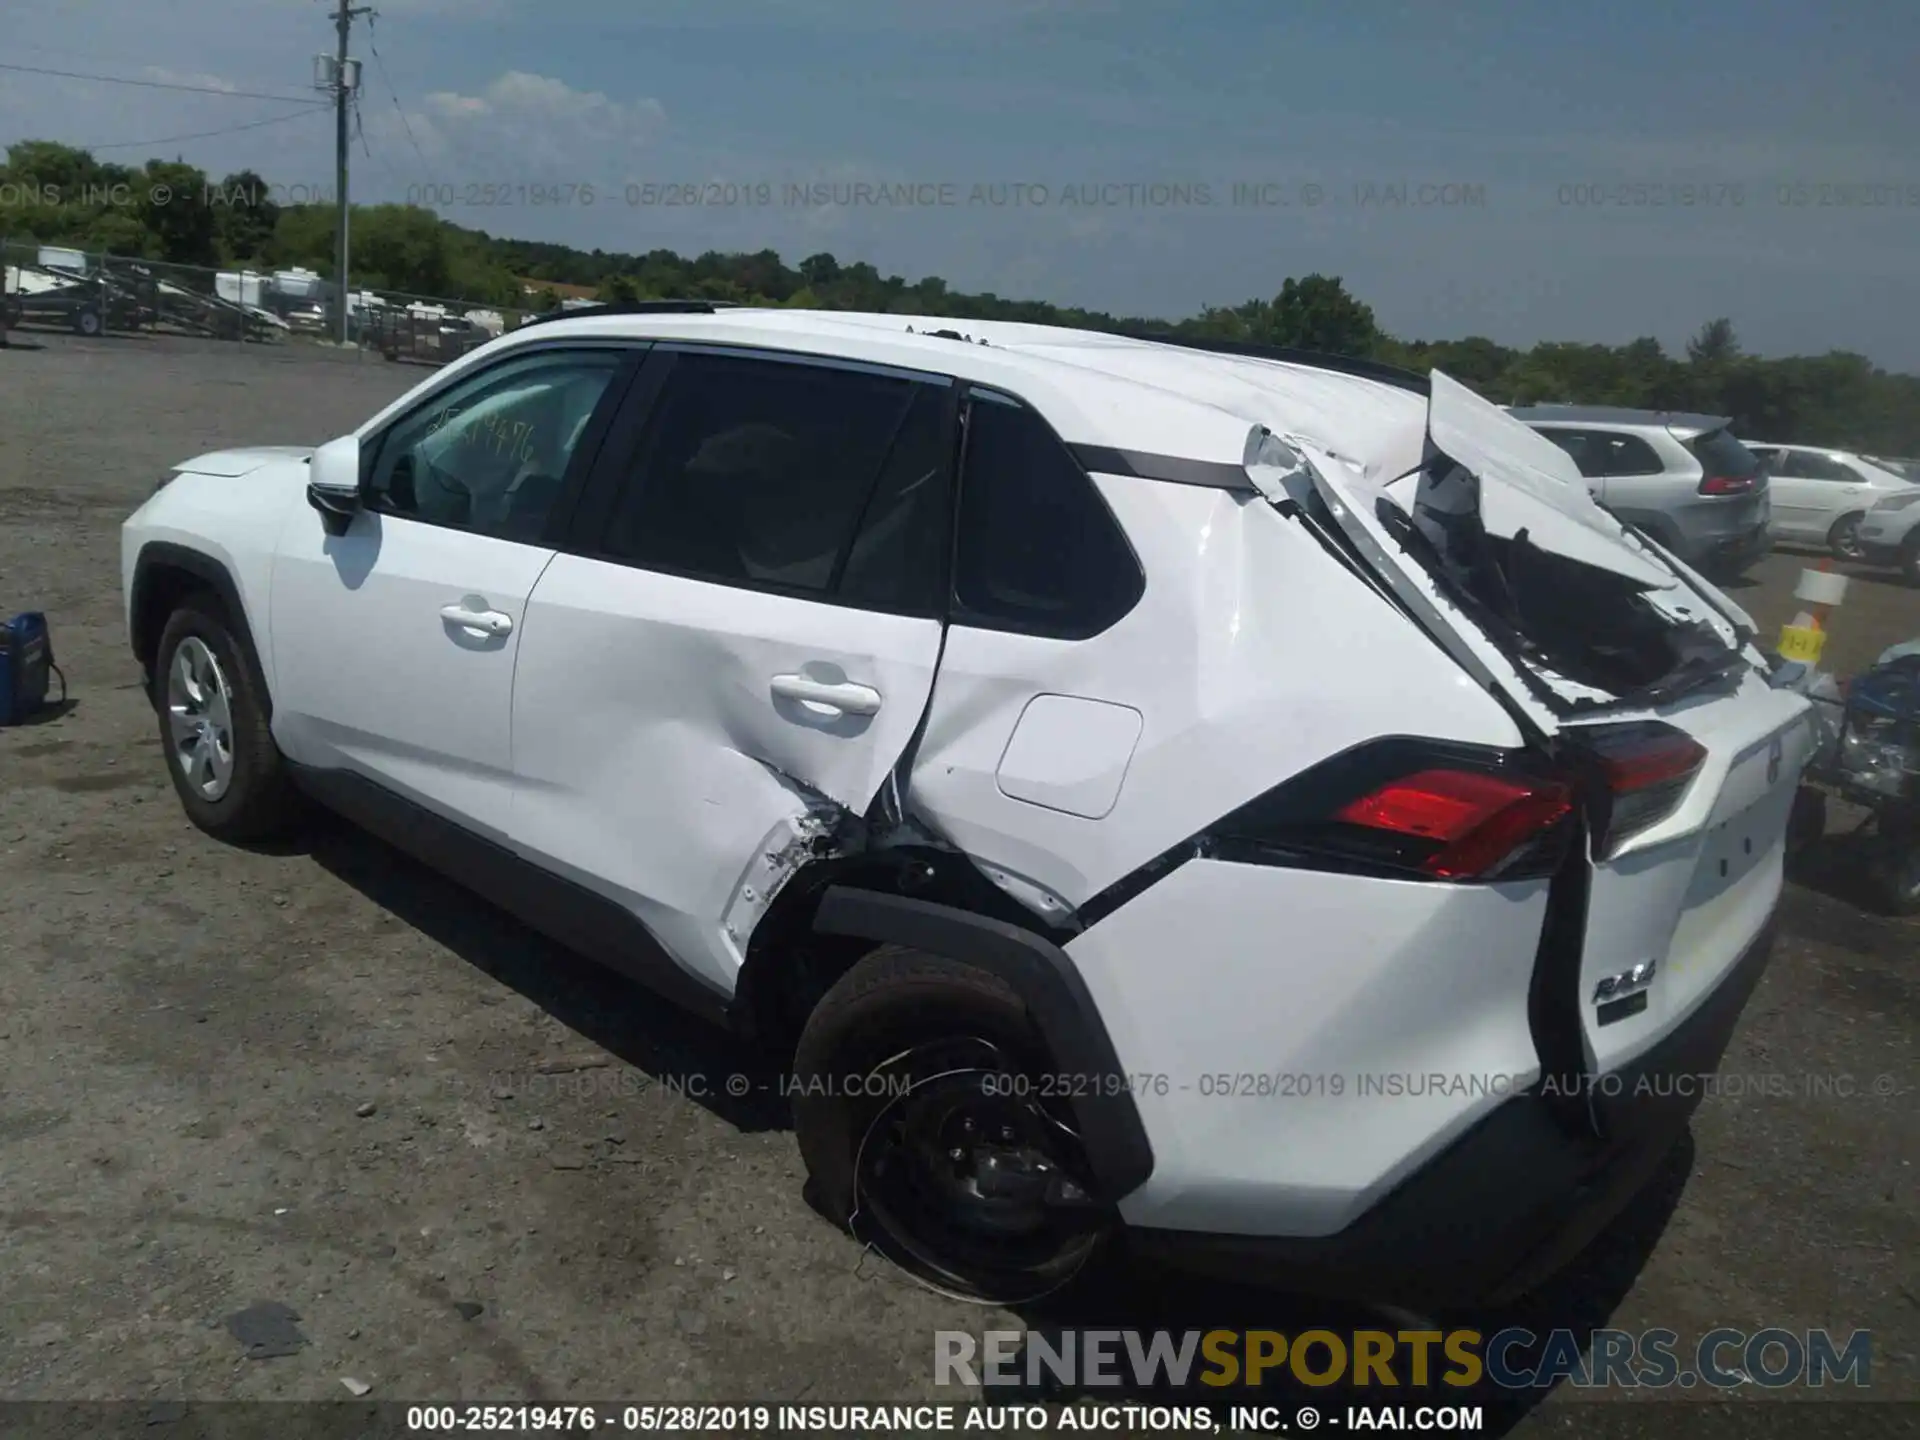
[1536,428,1602,476]
[1685,427,1761,480]
[836,383,954,615]
[595,351,940,600]
[951,389,1144,638]
[1788,453,1854,482]
[1593,434,1664,476]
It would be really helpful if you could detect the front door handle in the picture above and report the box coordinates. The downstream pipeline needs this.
[770,674,882,716]
[440,602,513,637]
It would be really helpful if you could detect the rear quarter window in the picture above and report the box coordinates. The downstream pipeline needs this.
[1684,427,1761,480]
[952,389,1144,639]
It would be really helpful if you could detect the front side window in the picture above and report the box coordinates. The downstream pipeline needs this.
[951,389,1144,638]
[365,350,624,542]
[596,351,942,600]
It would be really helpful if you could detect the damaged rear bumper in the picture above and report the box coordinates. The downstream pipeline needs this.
[1127,914,1778,1309]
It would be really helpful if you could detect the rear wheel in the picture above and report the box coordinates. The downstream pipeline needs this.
[1871,813,1920,916]
[791,946,1110,1303]
[73,306,103,337]
[1786,785,1827,858]
[1828,514,1867,561]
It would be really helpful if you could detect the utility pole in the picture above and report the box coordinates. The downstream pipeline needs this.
[326,1,371,345]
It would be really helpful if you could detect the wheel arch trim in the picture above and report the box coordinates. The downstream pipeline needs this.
[130,542,264,705]
[811,885,1154,1200]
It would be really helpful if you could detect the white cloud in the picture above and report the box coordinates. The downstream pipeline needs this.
[140,66,243,95]
[368,72,666,183]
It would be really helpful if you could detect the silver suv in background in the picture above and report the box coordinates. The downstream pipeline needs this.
[1741,444,1916,560]
[1507,406,1771,577]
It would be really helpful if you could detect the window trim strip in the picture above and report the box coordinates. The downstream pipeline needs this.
[1070,444,1253,491]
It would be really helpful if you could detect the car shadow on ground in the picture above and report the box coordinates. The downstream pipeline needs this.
[287,808,1692,1436]
[997,1136,1694,1435]
[1786,822,1905,921]
[293,810,792,1134]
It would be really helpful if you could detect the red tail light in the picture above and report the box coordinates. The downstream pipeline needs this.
[1699,475,1755,496]
[1582,721,1707,856]
[1200,739,1582,884]
[1335,769,1575,879]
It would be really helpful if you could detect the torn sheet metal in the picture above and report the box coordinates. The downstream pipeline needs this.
[1424,371,1676,589]
[721,807,838,961]
[1278,432,1571,731]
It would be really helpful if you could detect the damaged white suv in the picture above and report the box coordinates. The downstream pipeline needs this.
[123,305,1815,1306]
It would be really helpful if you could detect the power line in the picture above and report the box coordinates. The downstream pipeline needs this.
[353,95,408,186]
[366,12,429,163]
[87,105,333,153]
[0,60,316,104]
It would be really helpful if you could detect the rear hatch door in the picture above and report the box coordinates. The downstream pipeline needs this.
[1252,371,1815,1074]
[1676,421,1771,528]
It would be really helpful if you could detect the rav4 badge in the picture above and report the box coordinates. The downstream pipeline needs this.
[1593,959,1658,1004]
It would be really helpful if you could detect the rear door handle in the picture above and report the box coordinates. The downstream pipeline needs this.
[440,602,513,637]
[770,674,882,716]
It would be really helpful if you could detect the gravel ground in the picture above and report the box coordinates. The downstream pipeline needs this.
[0,332,1914,1433]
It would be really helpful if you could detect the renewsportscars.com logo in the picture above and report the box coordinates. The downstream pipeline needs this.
[935,1327,1873,1391]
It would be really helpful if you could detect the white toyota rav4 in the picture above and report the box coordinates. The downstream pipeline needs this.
[123,304,1815,1307]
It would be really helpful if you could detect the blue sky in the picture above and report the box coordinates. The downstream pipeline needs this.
[5,0,1918,368]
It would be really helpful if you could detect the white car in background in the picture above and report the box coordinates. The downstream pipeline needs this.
[1742,443,1917,560]
[1856,485,1920,583]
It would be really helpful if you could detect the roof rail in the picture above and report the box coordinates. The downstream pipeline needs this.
[1118,331,1430,395]
[517,299,744,328]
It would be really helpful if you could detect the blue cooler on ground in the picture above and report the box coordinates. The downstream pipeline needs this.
[0,612,55,726]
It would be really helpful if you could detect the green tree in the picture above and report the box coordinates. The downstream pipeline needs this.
[207,170,280,263]
[1261,274,1380,356]
[1687,317,1740,365]
[350,205,455,295]
[137,160,216,265]
[598,273,639,303]
[4,140,99,195]
[799,252,840,287]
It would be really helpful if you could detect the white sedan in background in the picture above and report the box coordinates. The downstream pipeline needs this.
[1743,443,1917,559]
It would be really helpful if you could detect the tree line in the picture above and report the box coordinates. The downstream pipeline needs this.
[4,139,1917,454]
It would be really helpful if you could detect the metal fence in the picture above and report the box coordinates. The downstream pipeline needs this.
[1,239,546,363]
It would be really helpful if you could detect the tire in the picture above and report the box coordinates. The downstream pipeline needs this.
[791,944,1110,1302]
[1900,532,1920,586]
[1828,514,1866,562]
[152,593,303,842]
[73,307,102,337]
[1786,785,1827,858]
[1871,815,1920,917]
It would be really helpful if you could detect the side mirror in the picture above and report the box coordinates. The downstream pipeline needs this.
[307,433,362,536]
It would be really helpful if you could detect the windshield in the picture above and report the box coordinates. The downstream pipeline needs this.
[1683,426,1762,480]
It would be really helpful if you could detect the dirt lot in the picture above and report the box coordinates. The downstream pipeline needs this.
[1,332,1915,1433]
